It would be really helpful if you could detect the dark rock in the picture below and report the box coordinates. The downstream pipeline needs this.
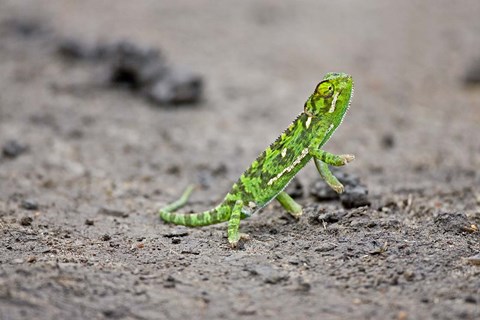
[55,38,203,106]
[310,169,368,208]
[85,219,94,226]
[381,133,395,149]
[57,39,96,60]
[100,234,111,241]
[109,42,166,88]
[3,19,48,38]
[340,185,371,209]
[2,140,28,158]
[163,229,189,238]
[163,275,177,288]
[146,68,203,105]
[20,200,39,210]
[19,216,33,226]
[310,180,338,201]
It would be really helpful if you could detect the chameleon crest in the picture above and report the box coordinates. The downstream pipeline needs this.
[160,72,355,247]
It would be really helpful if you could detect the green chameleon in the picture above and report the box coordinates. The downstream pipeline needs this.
[160,72,355,247]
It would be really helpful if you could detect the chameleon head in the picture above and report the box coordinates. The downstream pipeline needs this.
[304,72,354,124]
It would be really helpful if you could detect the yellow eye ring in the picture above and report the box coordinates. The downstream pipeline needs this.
[315,80,335,98]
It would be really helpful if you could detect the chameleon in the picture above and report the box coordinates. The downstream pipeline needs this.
[159,72,355,247]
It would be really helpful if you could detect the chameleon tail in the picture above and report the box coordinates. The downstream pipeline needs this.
[159,185,230,226]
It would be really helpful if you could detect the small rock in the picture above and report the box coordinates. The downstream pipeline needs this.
[397,311,408,320]
[3,19,48,38]
[100,234,111,241]
[171,238,181,244]
[19,216,33,226]
[163,228,189,238]
[2,140,28,158]
[21,199,39,211]
[146,68,203,105]
[57,39,96,60]
[340,185,371,209]
[310,180,338,201]
[381,133,395,149]
[295,278,311,293]
[109,41,166,88]
[26,255,37,263]
[164,275,176,288]
[85,219,94,226]
[404,270,415,281]
[310,169,369,209]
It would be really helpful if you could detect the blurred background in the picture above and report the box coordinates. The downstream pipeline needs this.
[1,1,479,196]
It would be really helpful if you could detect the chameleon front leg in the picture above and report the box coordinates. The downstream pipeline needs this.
[228,200,250,247]
[309,149,354,166]
[276,191,303,218]
[314,158,344,193]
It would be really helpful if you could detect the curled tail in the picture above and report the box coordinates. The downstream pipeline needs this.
[159,185,230,226]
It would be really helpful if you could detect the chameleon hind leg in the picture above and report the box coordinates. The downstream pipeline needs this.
[314,158,345,193]
[276,191,303,219]
[228,200,250,248]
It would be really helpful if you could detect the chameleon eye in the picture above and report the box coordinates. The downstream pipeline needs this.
[315,81,335,98]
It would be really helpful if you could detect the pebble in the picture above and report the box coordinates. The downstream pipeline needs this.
[21,199,39,210]
[310,169,370,209]
[100,234,111,241]
[2,140,28,158]
[19,216,33,226]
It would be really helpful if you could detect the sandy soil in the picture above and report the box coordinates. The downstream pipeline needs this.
[1,1,480,319]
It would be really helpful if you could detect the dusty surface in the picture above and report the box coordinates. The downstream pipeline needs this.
[1,1,480,319]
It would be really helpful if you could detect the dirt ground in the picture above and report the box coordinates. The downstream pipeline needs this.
[1,1,480,319]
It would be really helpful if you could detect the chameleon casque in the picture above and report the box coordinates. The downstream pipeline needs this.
[160,72,355,247]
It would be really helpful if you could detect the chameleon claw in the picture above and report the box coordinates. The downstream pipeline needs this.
[289,209,303,219]
[229,233,250,249]
[331,183,345,194]
[341,154,355,165]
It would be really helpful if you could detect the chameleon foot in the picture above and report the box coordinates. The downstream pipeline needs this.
[289,209,303,219]
[229,233,250,249]
[340,154,355,165]
[331,183,345,194]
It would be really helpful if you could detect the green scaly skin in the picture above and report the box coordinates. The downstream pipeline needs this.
[160,72,355,247]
